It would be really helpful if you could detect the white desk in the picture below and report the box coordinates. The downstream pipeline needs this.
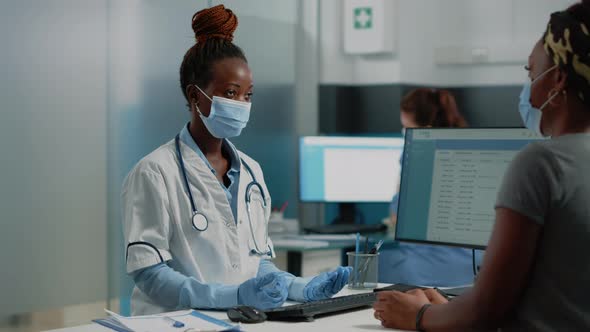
[44,285,409,332]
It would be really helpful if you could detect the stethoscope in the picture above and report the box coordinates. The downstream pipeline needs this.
[175,134,272,256]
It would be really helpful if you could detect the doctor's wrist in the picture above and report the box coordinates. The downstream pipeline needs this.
[288,276,313,302]
[216,284,240,308]
[178,279,239,309]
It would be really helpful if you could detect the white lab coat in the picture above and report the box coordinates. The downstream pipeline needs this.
[122,138,274,315]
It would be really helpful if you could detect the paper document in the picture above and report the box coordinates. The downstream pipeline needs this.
[94,309,239,332]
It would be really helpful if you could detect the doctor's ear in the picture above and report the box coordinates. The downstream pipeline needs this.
[186,85,198,102]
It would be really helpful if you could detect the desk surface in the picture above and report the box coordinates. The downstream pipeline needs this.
[273,233,396,252]
[45,285,409,332]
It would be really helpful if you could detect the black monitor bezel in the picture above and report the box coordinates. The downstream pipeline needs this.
[394,127,537,250]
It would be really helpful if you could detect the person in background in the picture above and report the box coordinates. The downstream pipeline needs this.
[379,88,477,288]
[374,1,590,330]
[122,5,350,315]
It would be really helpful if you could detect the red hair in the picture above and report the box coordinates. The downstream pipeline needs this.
[400,88,468,128]
[192,5,238,44]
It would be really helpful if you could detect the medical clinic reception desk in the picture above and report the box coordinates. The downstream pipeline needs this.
[44,285,408,332]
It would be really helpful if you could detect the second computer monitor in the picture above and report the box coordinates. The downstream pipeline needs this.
[395,128,544,249]
[299,136,404,203]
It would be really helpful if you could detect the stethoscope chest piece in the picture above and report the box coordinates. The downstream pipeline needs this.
[192,212,208,232]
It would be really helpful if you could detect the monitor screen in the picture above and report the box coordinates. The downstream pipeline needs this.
[395,128,544,249]
[299,136,404,203]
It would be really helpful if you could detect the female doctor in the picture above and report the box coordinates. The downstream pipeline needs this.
[122,5,350,315]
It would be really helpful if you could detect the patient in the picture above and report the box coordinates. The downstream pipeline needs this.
[374,1,590,330]
[379,88,476,288]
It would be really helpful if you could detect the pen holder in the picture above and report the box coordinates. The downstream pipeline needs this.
[347,252,379,290]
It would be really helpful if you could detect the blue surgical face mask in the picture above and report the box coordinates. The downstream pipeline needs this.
[194,85,251,138]
[518,65,558,136]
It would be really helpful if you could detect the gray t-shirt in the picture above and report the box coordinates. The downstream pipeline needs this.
[495,134,590,331]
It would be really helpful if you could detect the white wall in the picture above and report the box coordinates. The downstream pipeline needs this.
[107,0,211,314]
[0,0,108,315]
[320,0,401,84]
[320,0,576,86]
[212,0,298,85]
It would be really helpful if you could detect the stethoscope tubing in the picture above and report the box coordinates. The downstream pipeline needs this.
[174,134,270,255]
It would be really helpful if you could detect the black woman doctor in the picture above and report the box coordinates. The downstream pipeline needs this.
[121,5,351,315]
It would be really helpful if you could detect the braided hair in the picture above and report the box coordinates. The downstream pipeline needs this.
[179,5,247,101]
[543,0,590,105]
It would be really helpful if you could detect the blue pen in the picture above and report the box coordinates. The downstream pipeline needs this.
[162,316,185,328]
[354,232,360,287]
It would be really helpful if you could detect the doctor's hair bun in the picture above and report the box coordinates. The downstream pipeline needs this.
[192,4,238,44]
[179,5,246,103]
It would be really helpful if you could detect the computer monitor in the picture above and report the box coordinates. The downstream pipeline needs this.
[395,128,544,249]
[299,136,404,203]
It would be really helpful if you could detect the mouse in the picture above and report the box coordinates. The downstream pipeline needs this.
[226,305,267,324]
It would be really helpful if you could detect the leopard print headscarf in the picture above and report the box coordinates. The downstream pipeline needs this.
[543,10,590,103]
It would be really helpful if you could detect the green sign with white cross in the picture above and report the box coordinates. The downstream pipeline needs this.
[354,7,373,30]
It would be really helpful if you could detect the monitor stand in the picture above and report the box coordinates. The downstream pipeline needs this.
[332,203,358,224]
[443,285,472,297]
[443,264,479,297]
[303,203,385,234]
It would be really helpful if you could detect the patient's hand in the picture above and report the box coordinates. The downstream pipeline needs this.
[423,288,449,305]
[373,290,427,330]
[373,289,446,330]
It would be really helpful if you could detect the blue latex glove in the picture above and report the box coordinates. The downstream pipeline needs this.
[132,262,241,310]
[303,266,352,301]
[238,272,289,310]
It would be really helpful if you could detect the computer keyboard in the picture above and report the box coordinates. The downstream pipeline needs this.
[375,283,456,300]
[264,292,378,321]
[263,284,444,321]
[373,283,426,293]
